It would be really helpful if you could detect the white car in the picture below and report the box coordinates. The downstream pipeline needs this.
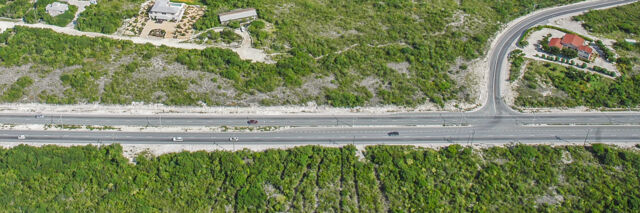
[172,137,183,142]
[229,137,239,142]
[18,135,26,140]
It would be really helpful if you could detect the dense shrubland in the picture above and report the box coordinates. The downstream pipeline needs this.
[515,61,640,108]
[573,2,640,40]
[75,0,143,34]
[0,0,77,26]
[0,1,586,107]
[0,76,33,102]
[0,143,638,211]
[509,50,525,81]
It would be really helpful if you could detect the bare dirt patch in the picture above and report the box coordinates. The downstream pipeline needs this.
[386,62,410,75]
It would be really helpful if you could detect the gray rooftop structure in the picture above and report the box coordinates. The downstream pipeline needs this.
[150,0,181,14]
[219,8,257,23]
[46,2,69,17]
[149,0,186,21]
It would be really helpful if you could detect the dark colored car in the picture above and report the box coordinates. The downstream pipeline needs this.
[387,131,399,136]
[247,120,259,125]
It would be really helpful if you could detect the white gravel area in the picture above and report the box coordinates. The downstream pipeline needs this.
[0,102,465,116]
[521,28,619,76]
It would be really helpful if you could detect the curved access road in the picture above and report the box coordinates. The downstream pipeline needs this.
[484,0,638,115]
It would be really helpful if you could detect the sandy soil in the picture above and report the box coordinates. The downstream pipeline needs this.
[140,21,177,38]
[0,102,460,116]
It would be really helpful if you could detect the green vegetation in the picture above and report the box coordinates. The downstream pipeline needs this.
[0,0,31,19]
[1,144,639,211]
[595,40,616,62]
[508,49,525,82]
[515,61,639,108]
[591,65,615,77]
[1,0,589,107]
[0,0,77,26]
[23,0,78,27]
[0,76,33,102]
[573,2,640,41]
[75,0,142,34]
[516,2,640,109]
[247,20,269,47]
[220,28,241,44]
[519,25,594,47]
[189,0,585,107]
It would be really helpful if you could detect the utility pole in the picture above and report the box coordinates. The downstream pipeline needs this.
[470,129,475,146]
[584,129,591,145]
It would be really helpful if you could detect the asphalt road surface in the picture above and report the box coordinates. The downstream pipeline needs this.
[2,0,640,145]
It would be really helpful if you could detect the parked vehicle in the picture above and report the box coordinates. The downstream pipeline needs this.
[387,131,399,136]
[247,120,258,125]
[172,137,183,142]
[18,135,26,140]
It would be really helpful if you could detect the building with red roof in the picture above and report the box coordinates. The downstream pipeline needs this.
[560,34,585,50]
[577,45,593,60]
[548,38,563,49]
[547,33,594,61]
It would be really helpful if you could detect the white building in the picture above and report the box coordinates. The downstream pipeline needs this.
[149,0,186,22]
[46,2,69,17]
[219,8,257,24]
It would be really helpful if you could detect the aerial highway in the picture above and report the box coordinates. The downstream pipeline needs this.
[1,0,639,146]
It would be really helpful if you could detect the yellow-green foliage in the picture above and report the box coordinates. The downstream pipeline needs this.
[0,144,638,211]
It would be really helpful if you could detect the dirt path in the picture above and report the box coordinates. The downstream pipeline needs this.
[0,20,271,63]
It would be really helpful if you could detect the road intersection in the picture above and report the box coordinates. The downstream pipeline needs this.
[1,0,639,146]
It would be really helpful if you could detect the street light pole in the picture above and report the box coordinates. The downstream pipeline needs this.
[584,129,591,145]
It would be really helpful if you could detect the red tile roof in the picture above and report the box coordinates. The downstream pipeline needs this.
[578,45,592,54]
[561,34,585,48]
[549,38,563,49]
